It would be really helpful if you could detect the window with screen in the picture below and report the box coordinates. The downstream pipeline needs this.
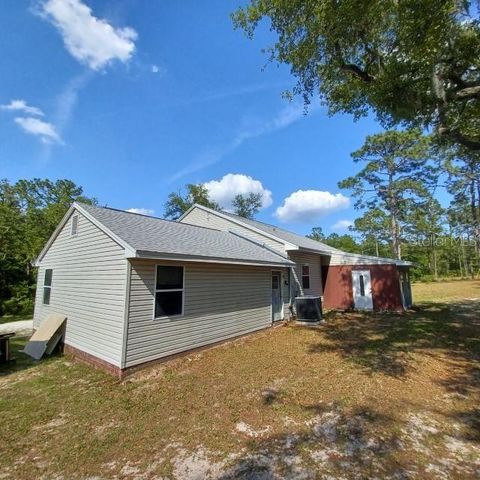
[154,266,184,318]
[43,269,53,305]
[302,264,310,289]
[71,215,78,236]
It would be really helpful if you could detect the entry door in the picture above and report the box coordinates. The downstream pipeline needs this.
[352,270,373,310]
[271,272,283,321]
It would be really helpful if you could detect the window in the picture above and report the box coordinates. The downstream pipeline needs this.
[359,274,365,296]
[302,264,310,289]
[43,269,53,305]
[154,265,184,318]
[71,215,78,236]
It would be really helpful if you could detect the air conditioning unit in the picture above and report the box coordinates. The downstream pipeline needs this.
[295,296,322,322]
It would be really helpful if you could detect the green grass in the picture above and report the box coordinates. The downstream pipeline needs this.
[0,313,33,325]
[0,281,479,479]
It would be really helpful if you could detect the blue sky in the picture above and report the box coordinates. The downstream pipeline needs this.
[0,0,391,235]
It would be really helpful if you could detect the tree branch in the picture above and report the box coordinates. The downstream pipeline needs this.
[456,84,480,100]
[340,63,374,82]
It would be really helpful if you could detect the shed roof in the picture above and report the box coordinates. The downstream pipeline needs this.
[75,203,294,267]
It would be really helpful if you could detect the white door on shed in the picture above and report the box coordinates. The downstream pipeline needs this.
[352,270,373,310]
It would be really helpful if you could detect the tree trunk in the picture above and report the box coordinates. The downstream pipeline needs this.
[387,172,401,260]
[470,180,480,257]
[432,246,438,280]
[390,215,401,260]
[458,250,463,278]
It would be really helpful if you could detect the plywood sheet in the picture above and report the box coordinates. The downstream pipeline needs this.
[23,314,66,360]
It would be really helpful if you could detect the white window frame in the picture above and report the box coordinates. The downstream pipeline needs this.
[302,264,310,290]
[153,264,185,319]
[43,268,53,305]
[71,214,79,236]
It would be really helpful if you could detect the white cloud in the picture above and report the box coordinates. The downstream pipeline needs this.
[14,117,62,144]
[40,0,137,70]
[275,190,350,223]
[331,219,354,232]
[204,174,273,210]
[151,64,160,73]
[168,101,317,182]
[0,99,44,116]
[126,208,155,216]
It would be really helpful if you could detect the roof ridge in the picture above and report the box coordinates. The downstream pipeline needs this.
[77,202,228,234]
[221,208,340,250]
[222,209,281,230]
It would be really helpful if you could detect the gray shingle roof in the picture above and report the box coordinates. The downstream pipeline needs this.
[78,203,293,266]
[220,211,342,254]
[219,209,411,265]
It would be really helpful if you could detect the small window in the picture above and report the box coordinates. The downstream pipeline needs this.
[302,264,310,289]
[272,274,279,290]
[43,269,53,305]
[154,266,184,318]
[359,274,365,296]
[71,215,78,236]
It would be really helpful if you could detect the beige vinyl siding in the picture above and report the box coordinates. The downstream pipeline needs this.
[181,208,287,255]
[33,210,127,366]
[328,253,395,266]
[288,251,323,297]
[125,259,272,367]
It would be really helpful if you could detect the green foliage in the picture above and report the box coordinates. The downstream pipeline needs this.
[339,129,438,259]
[164,184,220,220]
[0,178,95,316]
[1,282,35,316]
[232,193,262,219]
[307,227,325,241]
[233,0,480,151]
[307,227,363,254]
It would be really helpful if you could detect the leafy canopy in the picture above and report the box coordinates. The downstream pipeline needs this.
[164,184,220,220]
[232,192,263,219]
[233,0,480,150]
[0,178,95,316]
[338,129,438,258]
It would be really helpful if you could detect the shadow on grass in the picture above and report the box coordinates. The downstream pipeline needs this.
[0,336,43,377]
[219,404,405,479]
[308,300,480,378]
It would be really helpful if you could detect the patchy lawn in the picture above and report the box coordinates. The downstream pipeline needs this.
[413,278,480,303]
[0,313,33,325]
[1,281,479,479]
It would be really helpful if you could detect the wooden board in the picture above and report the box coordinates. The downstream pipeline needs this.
[23,314,67,360]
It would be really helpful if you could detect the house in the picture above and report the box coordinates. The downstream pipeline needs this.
[33,202,412,376]
[179,204,413,313]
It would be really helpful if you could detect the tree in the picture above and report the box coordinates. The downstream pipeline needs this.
[0,178,95,316]
[444,147,480,276]
[445,148,480,255]
[338,129,437,259]
[306,227,325,241]
[406,198,445,280]
[232,192,262,219]
[164,184,220,220]
[307,227,362,253]
[353,208,392,257]
[233,1,480,151]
